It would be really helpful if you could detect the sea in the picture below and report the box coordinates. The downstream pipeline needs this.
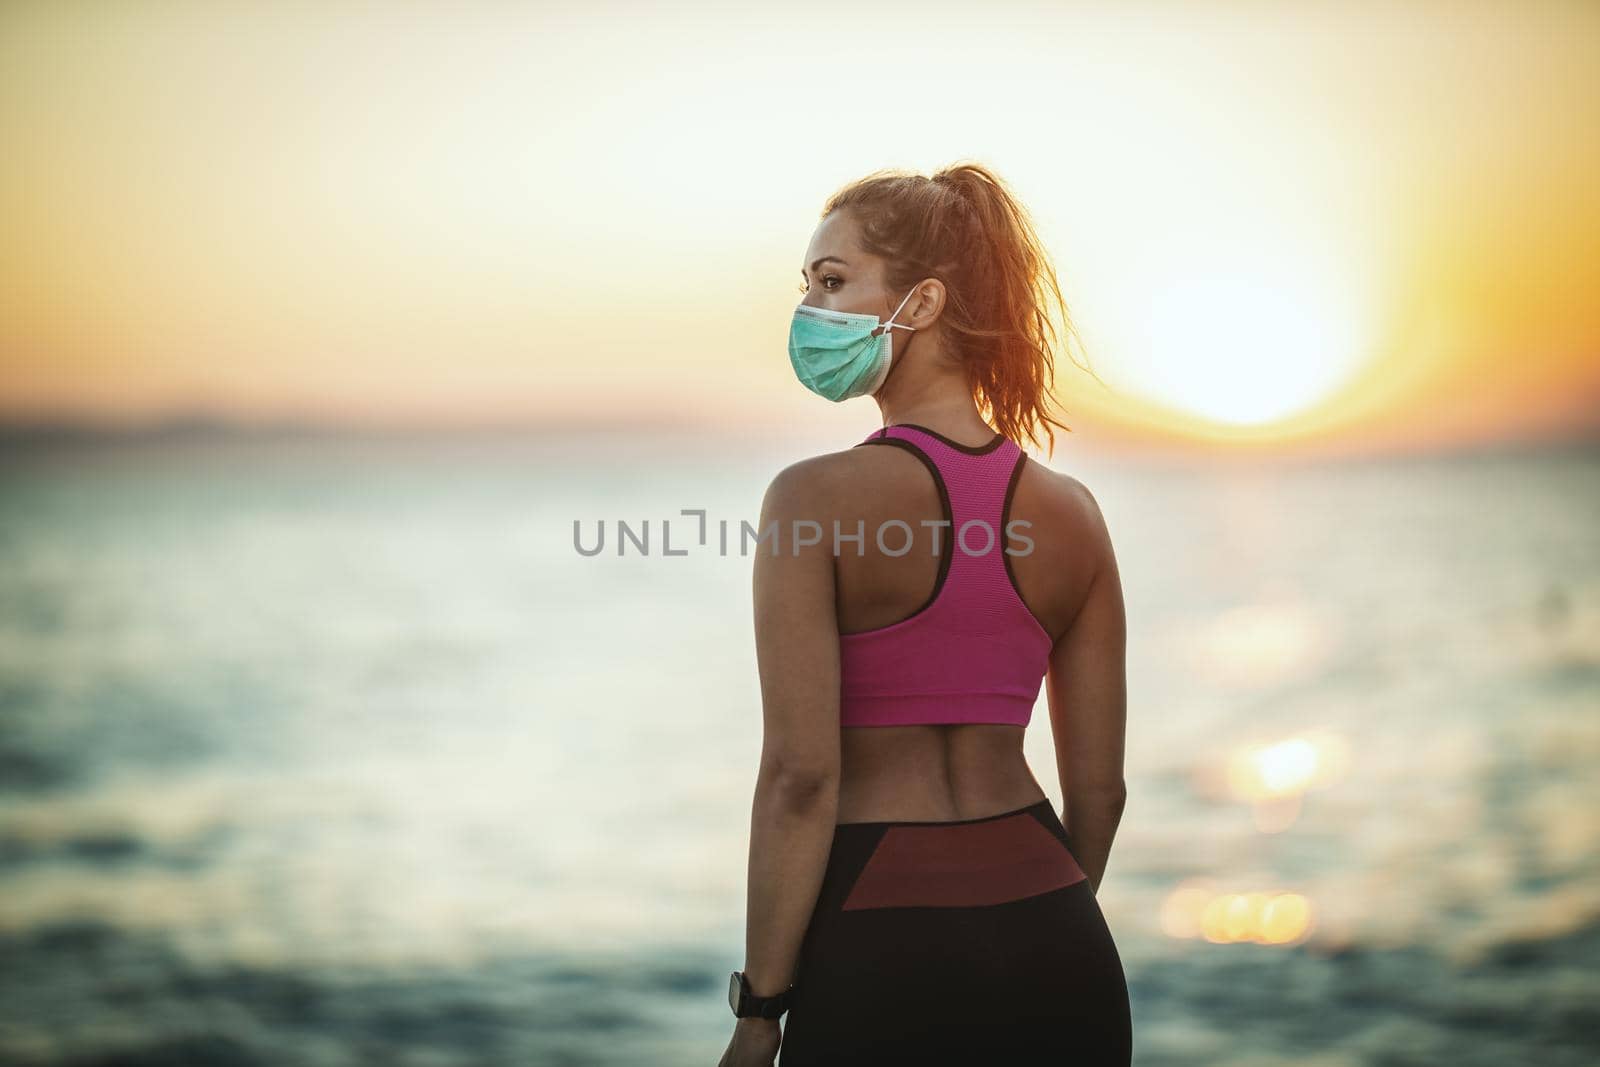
[0,425,1596,1066]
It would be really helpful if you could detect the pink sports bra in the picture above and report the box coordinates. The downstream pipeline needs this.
[838,424,1054,729]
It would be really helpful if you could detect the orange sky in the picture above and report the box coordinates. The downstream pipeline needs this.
[1,0,1596,457]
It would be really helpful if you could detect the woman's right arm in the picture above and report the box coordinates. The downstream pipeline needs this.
[1043,481,1128,894]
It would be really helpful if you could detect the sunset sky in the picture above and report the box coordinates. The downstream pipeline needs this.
[2,0,1596,456]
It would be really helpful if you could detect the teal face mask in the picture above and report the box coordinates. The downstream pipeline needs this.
[788,286,919,402]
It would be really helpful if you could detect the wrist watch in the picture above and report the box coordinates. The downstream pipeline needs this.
[728,970,793,1019]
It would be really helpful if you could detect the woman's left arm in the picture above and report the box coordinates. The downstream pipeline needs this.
[724,462,842,1059]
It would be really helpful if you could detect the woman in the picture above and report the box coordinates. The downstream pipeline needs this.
[718,163,1131,1066]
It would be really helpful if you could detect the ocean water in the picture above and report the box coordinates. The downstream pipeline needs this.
[0,428,1597,1066]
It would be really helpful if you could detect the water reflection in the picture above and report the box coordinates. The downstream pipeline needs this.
[0,434,1596,1065]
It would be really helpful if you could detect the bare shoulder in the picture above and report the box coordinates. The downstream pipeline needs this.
[1022,461,1115,557]
[758,447,863,521]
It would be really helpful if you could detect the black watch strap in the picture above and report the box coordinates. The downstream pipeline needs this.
[729,970,792,1018]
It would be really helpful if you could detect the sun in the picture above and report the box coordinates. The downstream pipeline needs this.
[1112,250,1375,429]
[1146,273,1366,426]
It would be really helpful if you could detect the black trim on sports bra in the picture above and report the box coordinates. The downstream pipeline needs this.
[1001,449,1056,642]
[840,437,954,637]
[880,423,1005,455]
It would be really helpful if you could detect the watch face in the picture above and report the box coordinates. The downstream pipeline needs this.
[728,971,742,1014]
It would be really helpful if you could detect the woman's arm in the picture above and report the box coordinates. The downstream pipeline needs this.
[740,462,842,997]
[1043,480,1128,894]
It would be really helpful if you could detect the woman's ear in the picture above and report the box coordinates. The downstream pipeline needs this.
[907,279,945,328]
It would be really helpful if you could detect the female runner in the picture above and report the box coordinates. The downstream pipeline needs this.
[719,162,1132,1066]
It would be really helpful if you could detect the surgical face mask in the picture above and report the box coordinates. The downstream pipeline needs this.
[788,286,919,402]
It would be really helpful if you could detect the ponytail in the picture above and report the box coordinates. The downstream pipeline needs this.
[821,161,1093,457]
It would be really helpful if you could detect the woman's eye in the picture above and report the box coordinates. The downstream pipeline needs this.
[798,275,842,294]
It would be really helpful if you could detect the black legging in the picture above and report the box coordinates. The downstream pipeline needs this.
[777,797,1132,1065]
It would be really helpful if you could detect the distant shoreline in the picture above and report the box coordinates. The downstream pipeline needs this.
[0,414,1596,469]
[0,413,699,447]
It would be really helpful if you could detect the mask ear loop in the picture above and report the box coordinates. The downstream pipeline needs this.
[879,286,920,335]
[867,286,921,397]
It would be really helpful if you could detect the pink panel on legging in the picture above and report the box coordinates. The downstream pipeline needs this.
[841,813,1087,911]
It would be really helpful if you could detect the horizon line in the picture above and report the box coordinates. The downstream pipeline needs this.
[0,410,1596,467]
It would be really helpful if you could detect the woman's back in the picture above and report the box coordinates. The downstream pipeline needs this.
[809,421,1106,824]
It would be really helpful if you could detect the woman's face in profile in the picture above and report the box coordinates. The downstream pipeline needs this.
[798,211,889,318]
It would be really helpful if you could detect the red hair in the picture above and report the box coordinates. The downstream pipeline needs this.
[820,161,1092,457]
